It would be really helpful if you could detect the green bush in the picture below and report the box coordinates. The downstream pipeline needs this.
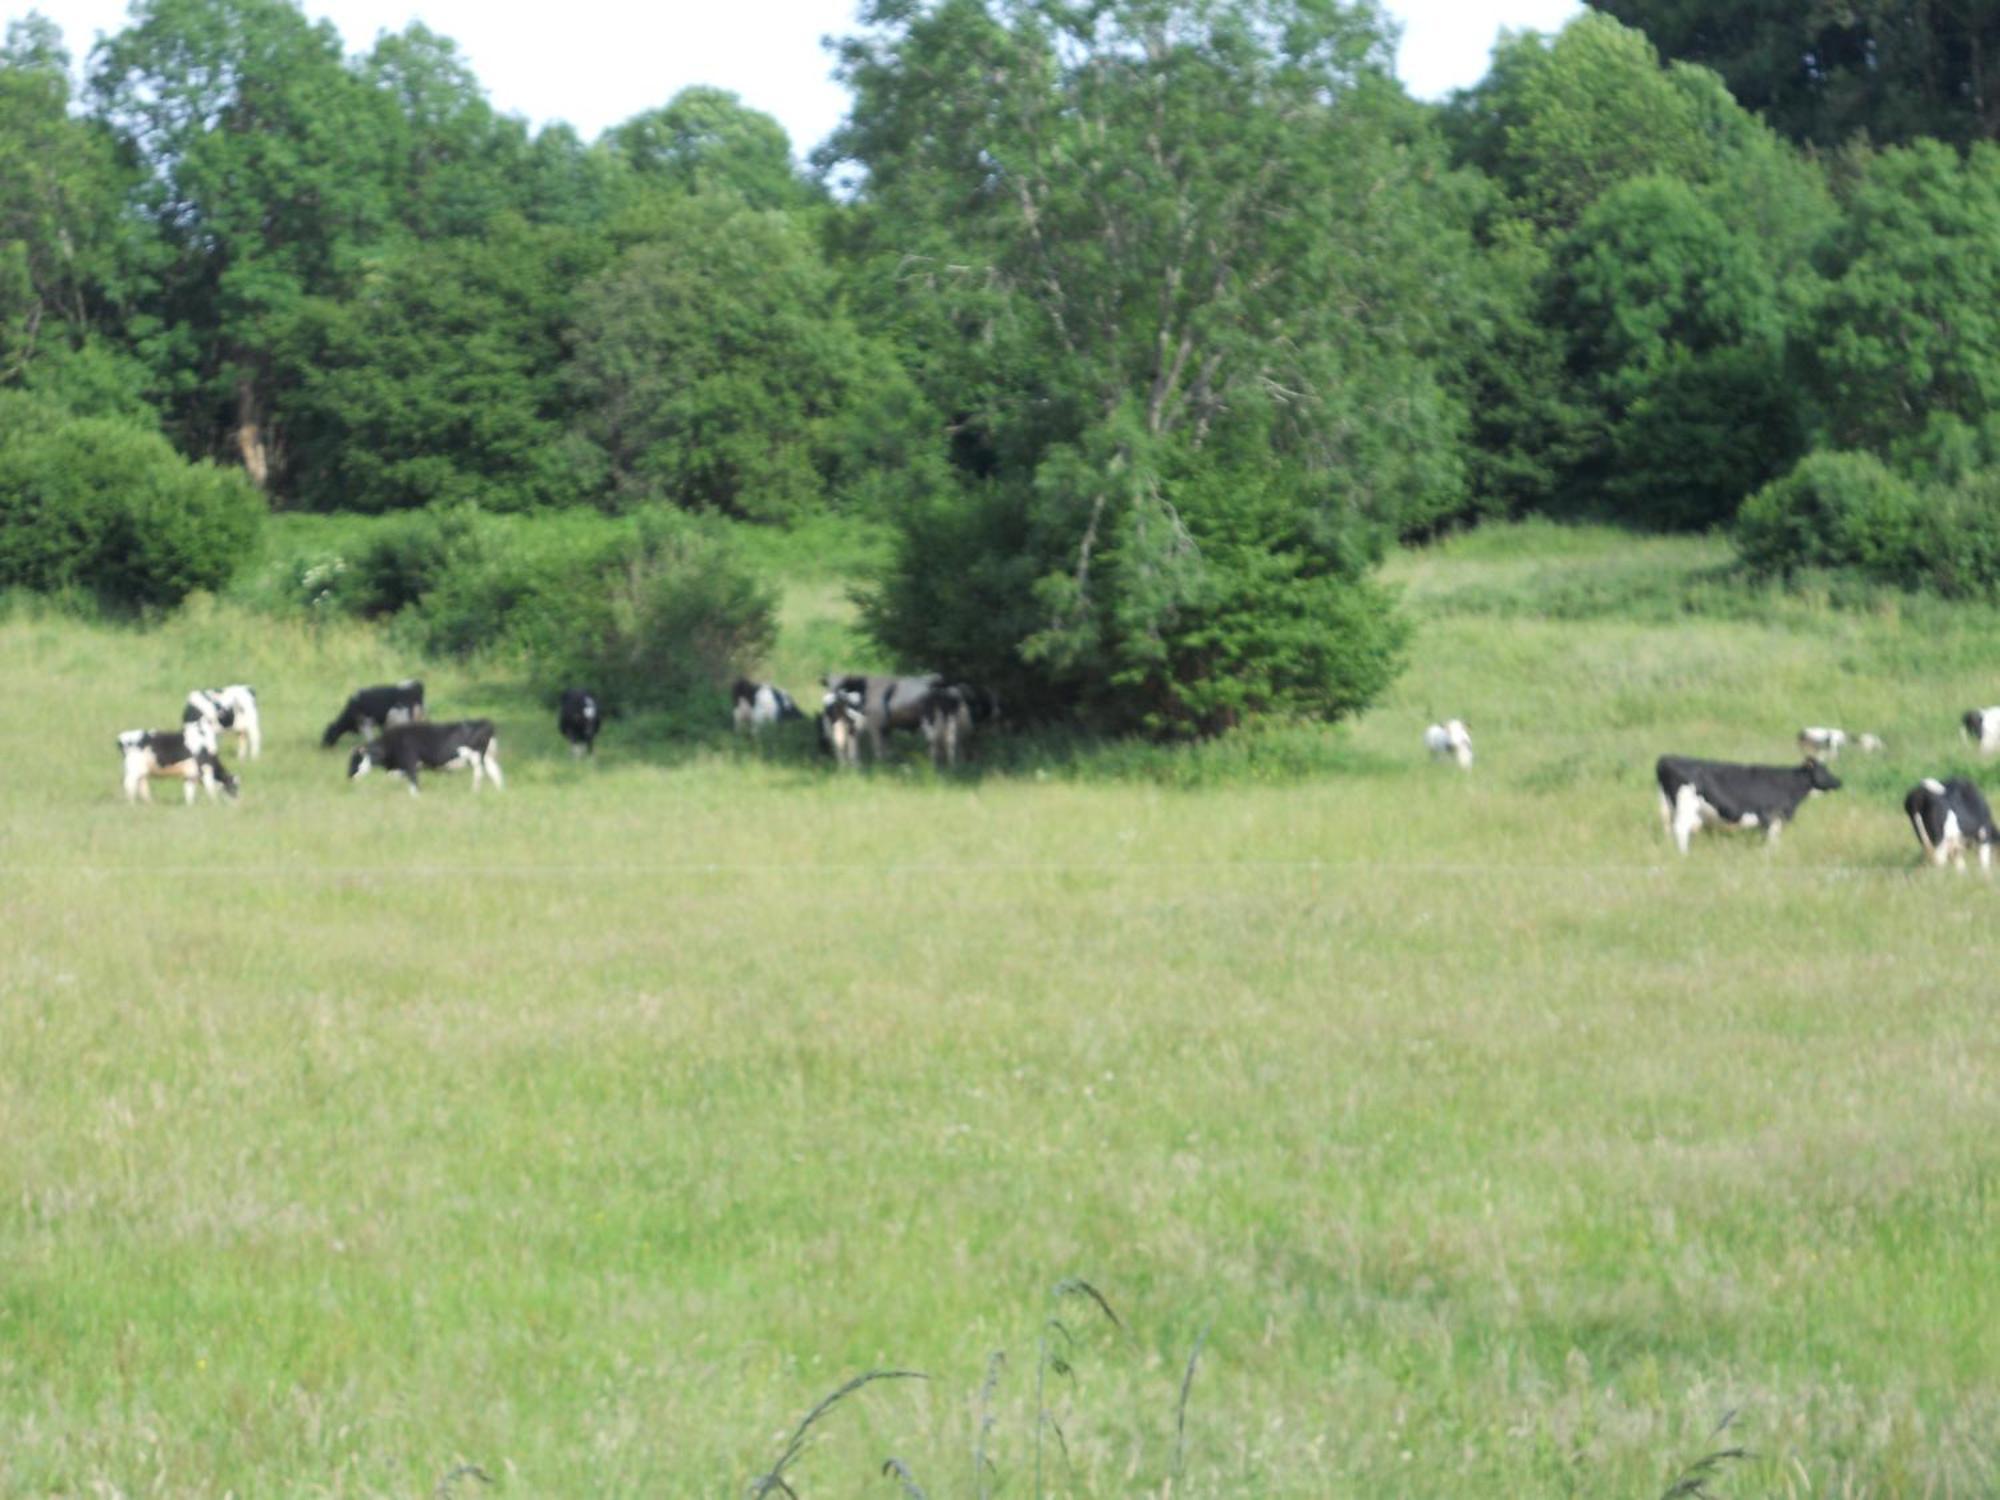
[1734,451,1925,582]
[0,396,263,607]
[1736,450,2000,600]
[868,436,1407,737]
[409,507,775,711]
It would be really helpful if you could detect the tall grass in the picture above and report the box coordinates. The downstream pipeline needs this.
[3,522,1999,1494]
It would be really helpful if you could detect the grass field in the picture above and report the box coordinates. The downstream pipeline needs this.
[4,525,1999,1496]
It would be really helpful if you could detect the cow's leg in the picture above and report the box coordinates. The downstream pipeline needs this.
[182,775,198,805]
[1763,818,1782,848]
[484,746,503,790]
[1658,791,1674,840]
[1982,841,1994,874]
[1911,813,1938,865]
[1671,785,1700,855]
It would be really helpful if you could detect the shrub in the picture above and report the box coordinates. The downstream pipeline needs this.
[409,507,775,711]
[1734,451,1925,582]
[0,397,263,607]
[1736,450,2000,600]
[868,437,1407,737]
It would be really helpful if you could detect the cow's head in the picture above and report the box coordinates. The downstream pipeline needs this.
[1803,758,1843,793]
[212,761,241,799]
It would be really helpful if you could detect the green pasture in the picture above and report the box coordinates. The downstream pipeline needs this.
[3,526,1998,1495]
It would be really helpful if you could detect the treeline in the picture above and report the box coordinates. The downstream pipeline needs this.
[6,0,2000,733]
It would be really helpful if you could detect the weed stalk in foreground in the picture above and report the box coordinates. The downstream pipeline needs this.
[1657,1410,1750,1499]
[748,1368,928,1498]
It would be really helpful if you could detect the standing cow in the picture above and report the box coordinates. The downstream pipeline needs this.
[1656,755,1842,854]
[558,688,602,757]
[732,679,803,736]
[186,685,262,759]
[347,719,502,795]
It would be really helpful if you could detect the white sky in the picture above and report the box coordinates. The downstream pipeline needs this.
[9,0,1583,157]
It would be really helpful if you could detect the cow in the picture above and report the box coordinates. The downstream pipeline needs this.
[117,725,239,804]
[1424,719,1474,770]
[1797,726,1884,758]
[732,679,803,736]
[823,672,945,762]
[1655,755,1842,855]
[953,683,1003,730]
[323,680,425,747]
[347,719,502,795]
[1905,777,1998,871]
[1964,708,2000,754]
[558,688,602,757]
[186,685,261,759]
[818,687,865,767]
[919,683,972,769]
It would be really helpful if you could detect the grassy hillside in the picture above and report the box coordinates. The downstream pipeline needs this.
[3,525,1998,1495]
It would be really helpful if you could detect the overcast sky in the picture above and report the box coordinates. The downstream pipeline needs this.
[9,0,1584,156]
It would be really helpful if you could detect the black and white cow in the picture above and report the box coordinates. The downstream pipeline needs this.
[117,724,239,804]
[1905,777,1998,871]
[1964,708,2000,754]
[731,679,803,736]
[323,680,426,747]
[347,719,502,795]
[823,672,947,762]
[1796,725,1884,758]
[953,683,1003,730]
[1655,755,1842,854]
[558,688,602,757]
[818,686,866,767]
[186,685,261,759]
[918,683,972,768]
[1424,719,1474,769]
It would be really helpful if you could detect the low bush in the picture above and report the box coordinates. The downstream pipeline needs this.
[0,394,263,607]
[1734,451,1926,583]
[408,507,776,712]
[1737,450,2000,600]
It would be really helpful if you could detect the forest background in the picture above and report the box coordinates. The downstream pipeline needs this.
[8,0,2000,726]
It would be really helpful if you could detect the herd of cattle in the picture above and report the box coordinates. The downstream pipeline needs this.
[733,674,1003,768]
[111,677,2000,867]
[112,670,1003,802]
[1425,711,2000,868]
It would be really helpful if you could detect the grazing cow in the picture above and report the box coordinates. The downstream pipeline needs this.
[186,685,261,759]
[732,679,803,736]
[823,672,948,761]
[818,688,865,767]
[323,680,425,747]
[1905,777,1998,871]
[1424,719,1474,770]
[1965,708,2000,754]
[347,719,501,795]
[1655,755,1842,855]
[117,726,239,804]
[1797,726,1885,758]
[558,688,602,757]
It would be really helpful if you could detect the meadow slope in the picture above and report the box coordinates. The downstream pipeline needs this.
[2,527,1998,1496]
